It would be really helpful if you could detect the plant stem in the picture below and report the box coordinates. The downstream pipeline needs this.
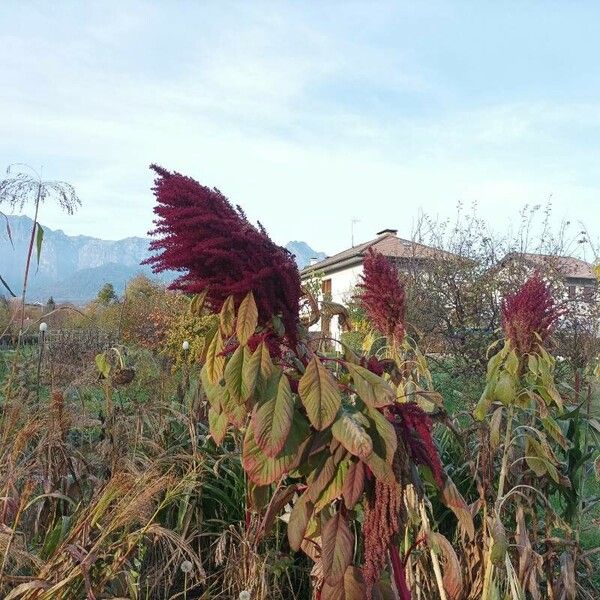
[19,181,41,335]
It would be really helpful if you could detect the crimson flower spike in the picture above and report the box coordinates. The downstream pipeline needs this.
[356,249,406,346]
[501,273,562,355]
[144,165,303,347]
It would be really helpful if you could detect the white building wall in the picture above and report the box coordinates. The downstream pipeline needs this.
[307,263,364,341]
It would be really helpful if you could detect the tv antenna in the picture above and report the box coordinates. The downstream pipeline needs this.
[351,218,360,247]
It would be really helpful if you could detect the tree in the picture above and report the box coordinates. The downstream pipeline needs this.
[45,296,56,313]
[97,283,117,306]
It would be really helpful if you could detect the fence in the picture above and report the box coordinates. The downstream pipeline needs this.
[0,330,117,352]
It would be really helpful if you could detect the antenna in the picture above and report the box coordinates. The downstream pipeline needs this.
[351,218,360,247]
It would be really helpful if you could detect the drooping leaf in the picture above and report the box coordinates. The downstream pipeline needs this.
[35,223,44,267]
[208,407,228,445]
[219,295,235,337]
[541,415,569,451]
[342,460,365,510]
[490,406,503,450]
[490,518,508,565]
[288,492,314,551]
[259,484,299,539]
[205,330,225,384]
[366,406,397,464]
[95,352,111,379]
[307,454,339,503]
[0,211,13,248]
[441,477,475,540]
[220,388,248,428]
[201,364,224,412]
[299,357,341,430]
[236,291,258,345]
[347,363,394,408]
[252,373,294,457]
[429,532,464,599]
[321,511,354,586]
[314,458,349,512]
[243,410,310,485]
[332,409,373,459]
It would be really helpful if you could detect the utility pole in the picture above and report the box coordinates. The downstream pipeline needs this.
[351,218,360,247]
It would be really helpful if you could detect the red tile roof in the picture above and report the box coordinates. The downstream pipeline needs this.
[301,232,454,275]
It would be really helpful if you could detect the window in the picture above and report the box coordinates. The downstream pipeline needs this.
[321,278,332,301]
[583,285,595,302]
[568,285,576,300]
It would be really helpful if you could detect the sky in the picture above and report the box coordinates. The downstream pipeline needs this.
[1,1,599,255]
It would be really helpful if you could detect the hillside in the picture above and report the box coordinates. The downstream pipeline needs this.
[0,216,324,303]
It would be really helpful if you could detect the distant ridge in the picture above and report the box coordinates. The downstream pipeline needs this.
[0,216,324,303]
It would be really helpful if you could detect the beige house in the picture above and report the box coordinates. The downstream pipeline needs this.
[300,229,454,339]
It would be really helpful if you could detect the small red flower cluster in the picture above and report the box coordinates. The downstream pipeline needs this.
[389,402,444,489]
[356,249,406,345]
[501,274,561,355]
[144,165,303,346]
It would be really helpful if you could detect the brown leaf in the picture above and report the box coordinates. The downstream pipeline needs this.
[441,477,475,540]
[321,511,354,586]
[342,460,365,510]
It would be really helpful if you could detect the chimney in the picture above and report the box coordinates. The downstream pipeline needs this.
[309,257,319,266]
[376,228,398,236]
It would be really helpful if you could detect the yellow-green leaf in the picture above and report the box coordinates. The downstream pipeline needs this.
[252,374,294,457]
[219,295,235,337]
[332,410,373,460]
[243,411,310,485]
[205,330,225,384]
[236,291,258,345]
[208,407,228,445]
[347,363,394,408]
[299,357,341,430]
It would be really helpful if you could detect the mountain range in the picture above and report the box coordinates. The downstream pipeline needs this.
[0,215,325,304]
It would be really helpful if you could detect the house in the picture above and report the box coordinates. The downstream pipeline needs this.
[300,229,454,339]
[496,252,598,322]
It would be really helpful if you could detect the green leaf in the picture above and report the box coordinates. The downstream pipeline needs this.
[473,387,493,421]
[347,363,394,408]
[35,223,44,267]
[252,373,294,457]
[489,406,503,450]
[208,407,228,445]
[541,415,569,451]
[200,364,224,412]
[299,357,341,430]
[236,291,258,345]
[314,458,349,512]
[243,410,310,485]
[332,409,373,460]
[321,511,354,586]
[219,295,235,337]
[95,352,111,378]
[494,371,517,405]
[366,406,397,464]
[288,492,314,551]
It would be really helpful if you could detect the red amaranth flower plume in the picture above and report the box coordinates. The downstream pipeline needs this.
[356,249,406,345]
[501,274,561,355]
[144,165,303,346]
[389,402,444,489]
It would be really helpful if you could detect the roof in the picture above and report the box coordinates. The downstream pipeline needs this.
[301,232,454,276]
[500,252,596,281]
